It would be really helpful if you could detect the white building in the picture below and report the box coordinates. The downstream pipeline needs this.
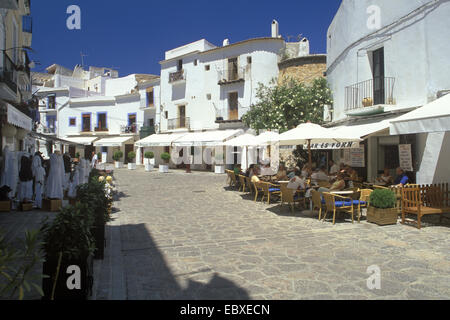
[325,0,450,183]
[138,21,310,169]
[33,65,160,164]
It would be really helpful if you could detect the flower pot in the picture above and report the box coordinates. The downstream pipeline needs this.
[128,163,136,170]
[145,163,154,172]
[159,164,169,173]
[215,165,225,174]
[367,206,398,226]
[150,158,155,166]
[42,254,93,300]
[115,161,123,169]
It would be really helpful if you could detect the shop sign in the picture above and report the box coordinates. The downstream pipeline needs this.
[399,144,413,171]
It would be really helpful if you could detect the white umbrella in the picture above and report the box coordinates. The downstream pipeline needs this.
[272,122,360,168]
[225,133,257,146]
[249,131,280,147]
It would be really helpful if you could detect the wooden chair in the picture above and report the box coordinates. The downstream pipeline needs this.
[238,175,247,192]
[260,182,281,204]
[317,181,331,188]
[322,192,355,225]
[356,189,373,222]
[245,176,254,194]
[253,181,265,202]
[226,170,238,189]
[311,189,326,220]
[280,184,304,212]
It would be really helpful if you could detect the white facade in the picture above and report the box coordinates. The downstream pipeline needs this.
[326,0,450,184]
[159,37,285,133]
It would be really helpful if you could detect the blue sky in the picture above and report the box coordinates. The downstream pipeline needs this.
[30,0,341,76]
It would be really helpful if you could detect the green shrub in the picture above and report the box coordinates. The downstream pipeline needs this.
[75,152,80,159]
[41,203,96,261]
[144,151,154,159]
[76,179,112,226]
[128,151,136,160]
[160,152,171,163]
[369,189,396,209]
[113,150,123,161]
[97,152,102,160]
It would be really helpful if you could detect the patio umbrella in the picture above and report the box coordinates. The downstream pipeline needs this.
[272,122,360,169]
[224,133,257,146]
[249,131,280,147]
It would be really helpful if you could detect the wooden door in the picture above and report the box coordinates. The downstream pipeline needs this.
[178,105,186,128]
[228,92,239,120]
[124,144,134,164]
[372,47,385,105]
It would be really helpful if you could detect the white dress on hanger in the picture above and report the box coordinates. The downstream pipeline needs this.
[68,164,80,199]
[45,154,64,199]
[0,146,18,198]
[34,166,45,208]
[17,152,33,202]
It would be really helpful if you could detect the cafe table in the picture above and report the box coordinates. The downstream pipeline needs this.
[329,190,356,195]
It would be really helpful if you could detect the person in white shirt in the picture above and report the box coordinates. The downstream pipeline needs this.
[329,160,339,175]
[311,166,330,184]
[287,169,306,195]
[91,151,98,169]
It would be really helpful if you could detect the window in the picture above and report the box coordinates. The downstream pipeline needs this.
[164,111,168,119]
[228,57,238,81]
[206,94,212,100]
[82,113,91,132]
[128,113,137,126]
[194,59,198,66]
[146,87,154,107]
[47,95,56,109]
[69,117,76,127]
[46,115,56,133]
[247,56,252,64]
[148,118,154,127]
[97,112,107,131]
[177,59,183,71]
[205,65,210,71]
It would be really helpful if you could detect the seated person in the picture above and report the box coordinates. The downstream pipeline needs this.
[318,173,346,193]
[287,168,306,195]
[234,164,242,176]
[260,160,276,176]
[251,166,261,183]
[329,160,340,175]
[394,167,409,187]
[311,166,330,184]
[245,164,255,177]
[376,168,393,185]
[301,164,312,179]
[276,164,288,181]
[287,166,298,180]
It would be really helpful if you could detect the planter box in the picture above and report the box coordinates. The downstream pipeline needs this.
[114,161,123,169]
[215,165,225,174]
[128,163,136,170]
[92,222,105,260]
[42,199,62,212]
[367,206,398,226]
[19,202,33,211]
[42,254,93,300]
[145,163,154,172]
[159,164,169,173]
[0,201,11,212]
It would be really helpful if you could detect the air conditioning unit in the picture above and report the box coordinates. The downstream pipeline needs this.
[323,105,333,122]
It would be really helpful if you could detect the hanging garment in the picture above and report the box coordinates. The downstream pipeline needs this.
[78,160,85,185]
[83,159,90,183]
[31,153,42,177]
[0,147,19,198]
[63,154,71,191]
[18,154,34,202]
[45,154,64,199]
[34,166,45,208]
[68,164,80,199]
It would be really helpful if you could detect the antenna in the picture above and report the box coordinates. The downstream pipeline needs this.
[80,52,88,69]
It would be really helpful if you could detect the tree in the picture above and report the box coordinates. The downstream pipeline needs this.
[242,77,333,134]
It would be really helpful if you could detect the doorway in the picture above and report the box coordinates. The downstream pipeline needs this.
[228,92,239,120]
[372,47,385,105]
[124,144,134,164]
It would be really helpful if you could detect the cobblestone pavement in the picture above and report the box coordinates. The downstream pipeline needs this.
[93,168,450,300]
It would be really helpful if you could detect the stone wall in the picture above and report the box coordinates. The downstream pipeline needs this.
[278,55,327,85]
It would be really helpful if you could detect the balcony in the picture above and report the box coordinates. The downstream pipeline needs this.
[94,127,109,133]
[37,124,56,135]
[0,52,18,95]
[218,67,245,85]
[345,77,396,116]
[168,117,190,130]
[121,124,137,134]
[139,126,156,139]
[169,70,186,84]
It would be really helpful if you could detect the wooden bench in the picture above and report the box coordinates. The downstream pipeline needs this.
[401,183,450,229]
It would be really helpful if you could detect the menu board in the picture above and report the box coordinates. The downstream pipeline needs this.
[343,147,365,168]
[399,144,413,171]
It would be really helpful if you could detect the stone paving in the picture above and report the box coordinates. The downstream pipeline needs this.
[93,167,450,300]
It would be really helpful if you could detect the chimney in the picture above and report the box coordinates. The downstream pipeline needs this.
[271,20,279,38]
[223,39,230,46]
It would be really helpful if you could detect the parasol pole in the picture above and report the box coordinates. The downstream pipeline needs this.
[308,139,312,170]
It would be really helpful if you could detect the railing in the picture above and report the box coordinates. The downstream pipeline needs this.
[345,77,395,112]
[120,124,137,134]
[168,117,190,130]
[139,126,156,139]
[0,52,18,93]
[169,70,186,83]
[37,124,56,134]
[218,67,245,85]
[94,127,108,132]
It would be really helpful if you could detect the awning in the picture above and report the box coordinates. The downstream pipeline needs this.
[64,136,99,146]
[390,94,450,135]
[330,118,395,139]
[225,133,257,147]
[6,103,32,131]
[172,129,244,147]
[135,132,188,147]
[94,136,134,147]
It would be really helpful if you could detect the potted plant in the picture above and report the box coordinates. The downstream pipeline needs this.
[214,152,225,174]
[97,152,102,163]
[127,151,136,170]
[76,178,112,260]
[144,151,154,172]
[113,150,124,168]
[41,203,95,300]
[159,152,170,173]
[367,189,398,225]
[74,152,80,163]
